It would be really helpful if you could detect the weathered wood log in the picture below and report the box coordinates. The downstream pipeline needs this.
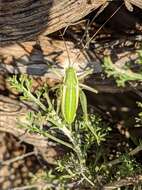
[124,0,142,11]
[0,0,107,45]
[1,0,142,46]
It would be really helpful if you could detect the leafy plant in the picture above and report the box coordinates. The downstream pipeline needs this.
[8,74,110,187]
[103,56,142,87]
[8,71,142,189]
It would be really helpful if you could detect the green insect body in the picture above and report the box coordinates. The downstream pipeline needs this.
[61,67,79,124]
[60,65,97,124]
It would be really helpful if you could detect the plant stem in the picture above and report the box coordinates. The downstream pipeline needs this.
[23,86,47,111]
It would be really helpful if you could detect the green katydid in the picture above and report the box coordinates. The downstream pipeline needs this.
[54,5,123,124]
[61,66,97,124]
[48,7,123,124]
[51,37,97,124]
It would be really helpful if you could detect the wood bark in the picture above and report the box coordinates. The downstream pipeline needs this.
[1,0,142,45]
[0,0,106,45]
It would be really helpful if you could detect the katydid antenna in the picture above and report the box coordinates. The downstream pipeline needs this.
[69,1,125,65]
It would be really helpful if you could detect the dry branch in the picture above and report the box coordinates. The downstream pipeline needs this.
[103,174,142,190]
